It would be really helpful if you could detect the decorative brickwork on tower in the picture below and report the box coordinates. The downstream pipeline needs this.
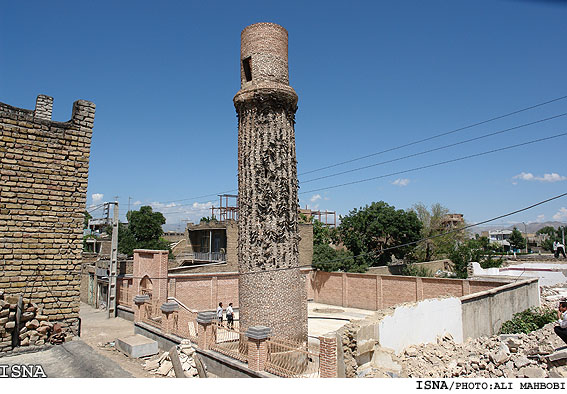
[0,95,94,352]
[234,23,307,343]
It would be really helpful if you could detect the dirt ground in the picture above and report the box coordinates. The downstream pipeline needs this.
[79,302,164,378]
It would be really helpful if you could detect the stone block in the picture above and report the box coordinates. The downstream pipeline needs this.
[115,334,158,358]
[519,366,546,378]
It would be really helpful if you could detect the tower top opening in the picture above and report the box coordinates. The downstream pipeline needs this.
[240,22,289,88]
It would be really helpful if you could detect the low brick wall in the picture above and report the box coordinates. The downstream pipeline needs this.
[310,271,505,310]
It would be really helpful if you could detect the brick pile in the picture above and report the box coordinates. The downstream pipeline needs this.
[0,292,66,352]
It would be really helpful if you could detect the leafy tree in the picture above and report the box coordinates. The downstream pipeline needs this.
[449,237,503,278]
[537,226,566,252]
[127,206,166,245]
[509,227,526,251]
[83,210,92,229]
[402,263,434,277]
[411,202,460,261]
[117,223,137,256]
[335,201,422,270]
[313,219,333,246]
[312,244,356,272]
[117,206,170,257]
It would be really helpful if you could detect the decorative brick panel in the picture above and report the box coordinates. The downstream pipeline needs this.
[319,335,338,378]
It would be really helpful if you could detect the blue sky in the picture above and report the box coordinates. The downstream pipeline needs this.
[2,0,566,231]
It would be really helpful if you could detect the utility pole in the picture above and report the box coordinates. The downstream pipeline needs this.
[523,222,528,254]
[107,200,119,318]
[128,196,132,214]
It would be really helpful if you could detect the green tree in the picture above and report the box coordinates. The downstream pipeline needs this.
[83,210,92,229]
[313,219,333,246]
[127,206,166,245]
[537,226,566,252]
[335,201,422,270]
[117,206,170,257]
[411,202,459,261]
[312,244,356,272]
[509,227,526,251]
[449,237,503,278]
[117,223,137,256]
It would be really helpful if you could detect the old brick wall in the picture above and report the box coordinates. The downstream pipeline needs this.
[0,95,94,352]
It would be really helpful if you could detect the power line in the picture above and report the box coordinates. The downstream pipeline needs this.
[150,130,567,214]
[147,94,567,206]
[301,112,567,184]
[299,131,567,195]
[239,191,567,273]
[299,94,567,176]
[117,192,567,278]
[86,203,105,214]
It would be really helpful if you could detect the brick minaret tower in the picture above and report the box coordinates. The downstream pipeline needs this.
[234,23,307,343]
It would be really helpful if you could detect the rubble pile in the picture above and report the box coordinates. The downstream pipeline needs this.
[0,293,59,352]
[541,285,567,310]
[144,342,203,378]
[398,323,567,378]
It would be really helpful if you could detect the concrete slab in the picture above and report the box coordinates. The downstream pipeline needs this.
[308,302,376,338]
[547,349,567,362]
[116,334,158,358]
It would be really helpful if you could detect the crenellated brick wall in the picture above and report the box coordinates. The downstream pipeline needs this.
[0,95,94,353]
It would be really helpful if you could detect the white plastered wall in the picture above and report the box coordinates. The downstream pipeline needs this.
[378,298,463,355]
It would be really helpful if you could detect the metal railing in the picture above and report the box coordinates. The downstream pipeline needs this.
[210,319,248,363]
[167,297,199,343]
[193,252,226,262]
[265,337,320,378]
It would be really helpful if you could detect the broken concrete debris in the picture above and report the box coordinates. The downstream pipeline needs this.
[341,284,567,378]
[143,341,205,378]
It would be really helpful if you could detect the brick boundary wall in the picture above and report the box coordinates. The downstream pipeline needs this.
[0,95,94,353]
[118,263,507,315]
[310,271,508,310]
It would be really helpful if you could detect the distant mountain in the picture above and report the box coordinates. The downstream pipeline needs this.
[472,221,567,235]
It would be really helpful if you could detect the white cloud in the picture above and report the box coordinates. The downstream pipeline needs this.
[553,207,567,221]
[513,172,534,181]
[310,194,322,203]
[392,178,410,187]
[92,193,104,204]
[133,200,142,206]
[536,214,545,223]
[192,201,213,211]
[513,172,566,183]
[538,173,567,182]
